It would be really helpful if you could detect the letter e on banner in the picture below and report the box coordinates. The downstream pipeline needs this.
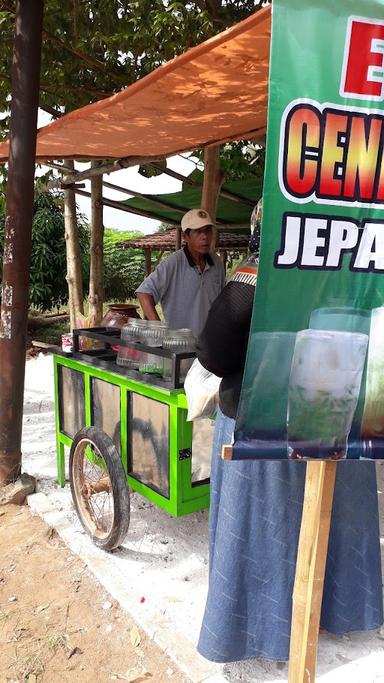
[341,16,384,100]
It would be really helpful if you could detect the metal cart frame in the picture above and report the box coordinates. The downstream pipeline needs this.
[54,351,210,519]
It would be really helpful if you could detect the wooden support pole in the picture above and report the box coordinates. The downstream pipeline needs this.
[201,145,224,248]
[46,153,166,189]
[288,461,337,683]
[175,226,182,250]
[89,161,104,326]
[219,249,228,274]
[0,0,43,485]
[144,248,152,276]
[63,158,84,329]
[222,446,338,681]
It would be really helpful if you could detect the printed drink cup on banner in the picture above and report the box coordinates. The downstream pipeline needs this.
[235,332,296,460]
[287,330,368,460]
[309,307,371,336]
[361,307,384,451]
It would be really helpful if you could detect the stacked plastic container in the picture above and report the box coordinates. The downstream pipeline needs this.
[116,318,149,368]
[116,320,196,382]
[163,329,196,380]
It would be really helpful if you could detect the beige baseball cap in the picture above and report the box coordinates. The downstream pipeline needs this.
[181,208,214,232]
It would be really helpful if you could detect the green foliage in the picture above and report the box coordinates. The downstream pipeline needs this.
[29,318,70,345]
[189,142,265,183]
[103,228,145,301]
[220,142,265,182]
[0,191,90,311]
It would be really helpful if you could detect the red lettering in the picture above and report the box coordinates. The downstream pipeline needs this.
[318,113,348,198]
[342,19,384,99]
[283,106,320,197]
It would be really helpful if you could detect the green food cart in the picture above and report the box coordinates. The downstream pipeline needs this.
[53,328,211,550]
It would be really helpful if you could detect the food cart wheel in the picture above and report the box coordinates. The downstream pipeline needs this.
[69,427,130,551]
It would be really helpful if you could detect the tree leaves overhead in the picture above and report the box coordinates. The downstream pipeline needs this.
[0,0,267,134]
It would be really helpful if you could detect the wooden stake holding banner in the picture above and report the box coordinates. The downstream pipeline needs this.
[222,447,337,683]
[288,460,337,683]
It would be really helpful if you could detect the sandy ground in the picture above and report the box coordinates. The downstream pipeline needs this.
[14,354,384,682]
[0,503,188,683]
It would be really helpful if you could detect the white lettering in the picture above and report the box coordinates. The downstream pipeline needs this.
[326,220,359,267]
[368,38,384,89]
[274,213,384,272]
[301,217,326,266]
[275,215,301,266]
[353,222,384,269]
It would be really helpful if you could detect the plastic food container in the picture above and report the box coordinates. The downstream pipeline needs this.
[163,329,196,380]
[117,318,148,368]
[140,320,169,347]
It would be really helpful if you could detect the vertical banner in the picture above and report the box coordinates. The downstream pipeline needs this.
[234,0,384,460]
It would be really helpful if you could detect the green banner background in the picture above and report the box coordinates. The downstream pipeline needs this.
[234,0,384,460]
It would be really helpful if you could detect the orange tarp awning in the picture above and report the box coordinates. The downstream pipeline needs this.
[0,6,270,163]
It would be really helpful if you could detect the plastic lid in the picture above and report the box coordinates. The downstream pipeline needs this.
[147,320,169,328]
[165,328,194,338]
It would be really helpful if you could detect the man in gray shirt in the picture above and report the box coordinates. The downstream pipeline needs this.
[136,208,225,337]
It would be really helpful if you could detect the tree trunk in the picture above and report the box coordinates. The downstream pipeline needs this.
[0,0,43,486]
[27,313,69,329]
[88,161,104,326]
[201,145,224,247]
[63,159,84,329]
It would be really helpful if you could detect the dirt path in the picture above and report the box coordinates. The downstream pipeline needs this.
[0,504,189,683]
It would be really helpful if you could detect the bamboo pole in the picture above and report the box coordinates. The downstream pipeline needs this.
[46,154,166,189]
[75,189,248,229]
[144,248,152,276]
[88,161,104,326]
[63,159,84,329]
[201,146,224,220]
[201,145,224,247]
[288,461,337,683]
[219,249,228,274]
[150,163,254,206]
[44,160,235,209]
[175,227,182,250]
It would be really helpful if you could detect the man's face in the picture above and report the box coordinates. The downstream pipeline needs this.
[185,226,213,254]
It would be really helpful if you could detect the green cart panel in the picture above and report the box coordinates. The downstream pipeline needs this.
[129,393,170,497]
[91,377,121,454]
[58,365,85,438]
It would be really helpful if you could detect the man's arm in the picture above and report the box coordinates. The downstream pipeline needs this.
[137,292,161,321]
[135,256,171,320]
